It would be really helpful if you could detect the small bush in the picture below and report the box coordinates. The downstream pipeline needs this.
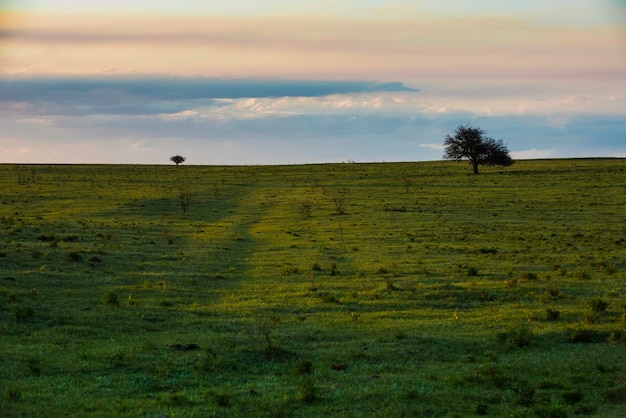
[533,406,569,418]
[604,385,626,404]
[497,326,533,348]
[589,298,609,313]
[37,234,55,242]
[256,315,281,352]
[311,263,322,272]
[14,306,35,320]
[330,263,340,276]
[320,293,339,303]
[293,360,313,375]
[467,267,479,277]
[298,378,318,404]
[607,328,626,344]
[102,290,119,306]
[570,328,608,344]
[213,392,231,407]
[6,387,22,402]
[562,391,584,405]
[383,277,397,291]
[515,384,536,407]
[475,403,488,415]
[67,251,82,262]
[167,392,191,406]
[60,235,79,242]
[518,271,538,281]
[281,265,300,276]
[545,308,561,321]
[545,287,561,298]
[25,357,42,376]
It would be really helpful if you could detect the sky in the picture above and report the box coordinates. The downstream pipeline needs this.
[1,0,625,164]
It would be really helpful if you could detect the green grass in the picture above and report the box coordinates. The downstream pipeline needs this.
[1,159,625,417]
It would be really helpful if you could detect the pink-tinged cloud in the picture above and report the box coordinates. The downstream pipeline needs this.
[1,13,624,94]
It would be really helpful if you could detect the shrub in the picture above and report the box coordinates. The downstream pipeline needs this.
[562,391,584,405]
[256,315,281,352]
[545,287,561,298]
[515,384,536,407]
[37,234,55,242]
[102,290,119,306]
[14,306,35,320]
[383,277,397,291]
[298,377,318,404]
[67,251,82,262]
[332,197,346,215]
[518,271,538,281]
[6,387,22,402]
[475,403,488,415]
[570,328,608,343]
[545,308,561,321]
[330,263,340,276]
[607,328,626,344]
[213,392,231,407]
[311,263,322,272]
[320,293,339,303]
[497,326,533,348]
[589,298,609,313]
[604,385,626,404]
[293,360,313,375]
[167,392,191,406]
[281,265,300,276]
[467,267,479,277]
[533,406,569,418]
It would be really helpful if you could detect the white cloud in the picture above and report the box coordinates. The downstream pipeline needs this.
[511,148,558,160]
[420,143,445,151]
[160,109,198,120]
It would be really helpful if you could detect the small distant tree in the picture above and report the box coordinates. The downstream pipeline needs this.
[177,185,195,215]
[170,155,186,166]
[443,124,513,174]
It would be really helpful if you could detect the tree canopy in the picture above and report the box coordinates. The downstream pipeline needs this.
[170,155,186,166]
[443,124,513,174]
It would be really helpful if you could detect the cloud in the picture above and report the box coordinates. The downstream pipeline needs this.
[0,77,417,117]
[2,12,623,96]
[3,92,624,165]
[1,75,624,165]
[511,148,558,160]
[419,143,445,151]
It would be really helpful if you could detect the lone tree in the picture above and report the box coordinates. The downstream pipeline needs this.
[443,124,513,174]
[170,155,186,166]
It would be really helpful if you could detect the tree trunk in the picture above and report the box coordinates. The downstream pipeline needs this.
[472,160,480,175]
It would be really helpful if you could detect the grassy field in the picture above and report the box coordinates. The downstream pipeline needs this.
[0,159,625,417]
